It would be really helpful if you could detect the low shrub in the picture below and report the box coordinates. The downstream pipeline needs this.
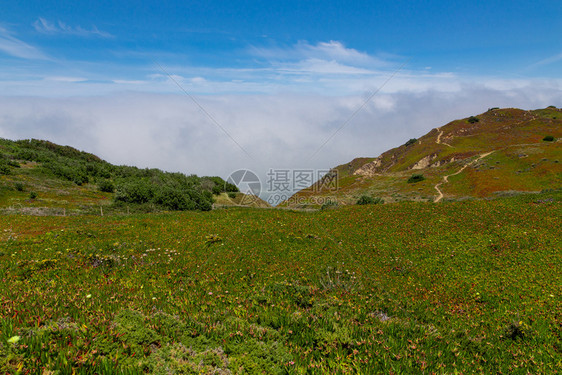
[321,199,338,210]
[468,116,480,124]
[543,135,555,142]
[407,174,425,183]
[115,182,154,204]
[0,163,10,175]
[356,195,384,205]
[404,138,417,147]
[98,180,115,193]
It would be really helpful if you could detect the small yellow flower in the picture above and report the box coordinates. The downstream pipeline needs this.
[7,336,20,344]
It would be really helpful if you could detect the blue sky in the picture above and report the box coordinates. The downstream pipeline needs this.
[1,0,561,198]
[2,0,561,93]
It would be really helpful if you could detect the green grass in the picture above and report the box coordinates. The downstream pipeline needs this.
[1,191,561,373]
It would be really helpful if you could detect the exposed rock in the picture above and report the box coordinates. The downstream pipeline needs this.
[411,155,435,170]
[410,154,456,170]
[353,156,392,177]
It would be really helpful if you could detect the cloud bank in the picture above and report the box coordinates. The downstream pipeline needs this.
[1,84,561,200]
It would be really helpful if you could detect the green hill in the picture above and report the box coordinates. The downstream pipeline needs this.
[284,107,562,207]
[0,138,264,214]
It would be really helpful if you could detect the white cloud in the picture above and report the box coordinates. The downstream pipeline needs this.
[44,76,87,83]
[251,40,387,67]
[274,58,374,75]
[0,25,49,60]
[7,38,558,98]
[529,51,562,69]
[33,17,113,38]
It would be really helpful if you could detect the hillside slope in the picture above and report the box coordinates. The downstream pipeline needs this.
[0,138,268,214]
[285,107,562,207]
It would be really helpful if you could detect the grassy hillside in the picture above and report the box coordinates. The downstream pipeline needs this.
[0,138,256,213]
[285,107,562,207]
[0,190,561,373]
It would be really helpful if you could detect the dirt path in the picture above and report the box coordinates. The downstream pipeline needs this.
[436,127,453,148]
[433,151,494,203]
[431,111,542,203]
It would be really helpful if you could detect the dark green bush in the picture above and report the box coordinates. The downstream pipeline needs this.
[212,185,223,195]
[468,116,480,124]
[543,135,555,142]
[98,180,115,193]
[407,174,425,183]
[228,192,237,199]
[115,182,154,204]
[44,161,89,185]
[14,149,39,161]
[29,191,37,200]
[225,182,239,193]
[404,138,417,147]
[201,176,239,195]
[154,187,195,211]
[14,182,24,191]
[356,195,384,205]
[115,181,213,211]
[0,137,220,212]
[0,163,10,175]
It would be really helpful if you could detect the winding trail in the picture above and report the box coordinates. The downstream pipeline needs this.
[436,127,453,148]
[432,110,538,203]
[433,151,494,203]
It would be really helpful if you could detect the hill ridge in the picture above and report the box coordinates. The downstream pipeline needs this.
[0,137,269,213]
[284,106,562,207]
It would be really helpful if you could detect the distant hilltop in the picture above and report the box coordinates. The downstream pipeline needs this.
[0,138,269,215]
[284,107,562,207]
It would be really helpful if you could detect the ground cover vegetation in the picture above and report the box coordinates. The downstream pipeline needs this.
[0,190,560,373]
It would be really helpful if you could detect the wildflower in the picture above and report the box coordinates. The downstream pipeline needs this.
[86,294,92,299]
[7,336,20,344]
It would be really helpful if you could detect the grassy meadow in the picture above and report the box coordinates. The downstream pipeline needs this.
[1,190,561,374]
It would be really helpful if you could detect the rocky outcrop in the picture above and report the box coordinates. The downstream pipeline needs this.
[353,157,386,177]
[410,154,456,170]
[411,155,434,170]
